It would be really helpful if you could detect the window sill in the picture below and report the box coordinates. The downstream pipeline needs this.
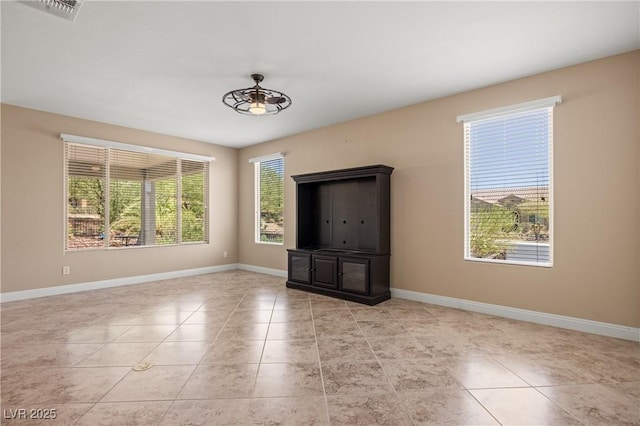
[464,257,552,268]
[255,241,284,246]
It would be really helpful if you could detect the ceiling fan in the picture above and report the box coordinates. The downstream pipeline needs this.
[222,74,292,116]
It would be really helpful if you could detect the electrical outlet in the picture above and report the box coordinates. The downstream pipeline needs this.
[223,251,228,258]
[62,266,70,275]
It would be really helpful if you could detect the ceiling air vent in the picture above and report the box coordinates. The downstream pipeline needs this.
[20,0,83,22]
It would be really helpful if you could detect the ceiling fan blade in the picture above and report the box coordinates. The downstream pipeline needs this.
[228,90,251,102]
[265,96,286,105]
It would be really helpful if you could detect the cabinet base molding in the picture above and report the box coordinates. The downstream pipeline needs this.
[286,280,390,305]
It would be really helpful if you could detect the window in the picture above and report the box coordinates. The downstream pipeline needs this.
[457,96,561,267]
[63,134,212,251]
[250,153,284,244]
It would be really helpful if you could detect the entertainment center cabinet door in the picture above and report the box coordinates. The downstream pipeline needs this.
[339,257,369,295]
[312,255,338,289]
[288,252,311,284]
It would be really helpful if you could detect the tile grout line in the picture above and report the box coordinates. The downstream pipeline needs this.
[531,385,586,425]
[464,388,504,426]
[82,304,206,424]
[347,303,419,426]
[391,307,503,425]
[310,298,334,426]
[156,294,244,424]
[252,294,275,392]
[156,279,279,422]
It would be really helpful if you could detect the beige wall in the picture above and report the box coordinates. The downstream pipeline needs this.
[1,52,638,328]
[239,51,640,328]
[1,104,238,293]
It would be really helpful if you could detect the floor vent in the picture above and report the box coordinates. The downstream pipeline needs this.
[132,362,154,372]
[20,0,83,22]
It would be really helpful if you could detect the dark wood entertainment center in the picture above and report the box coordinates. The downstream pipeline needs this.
[286,164,393,305]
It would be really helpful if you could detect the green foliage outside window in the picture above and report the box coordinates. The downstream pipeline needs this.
[182,172,206,242]
[67,169,206,248]
[469,198,550,259]
[469,205,517,259]
[258,160,284,243]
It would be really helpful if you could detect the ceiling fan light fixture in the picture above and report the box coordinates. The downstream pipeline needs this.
[222,74,292,116]
[249,102,266,115]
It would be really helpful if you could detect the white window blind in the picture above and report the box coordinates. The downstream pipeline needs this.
[250,154,284,244]
[64,139,210,250]
[458,96,561,267]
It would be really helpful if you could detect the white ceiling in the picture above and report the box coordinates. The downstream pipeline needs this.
[2,1,639,148]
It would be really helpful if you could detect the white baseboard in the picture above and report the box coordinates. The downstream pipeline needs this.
[2,263,637,343]
[237,263,288,278]
[391,287,640,343]
[235,266,639,342]
[0,264,239,303]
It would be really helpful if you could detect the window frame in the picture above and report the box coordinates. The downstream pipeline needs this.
[457,96,561,267]
[62,134,213,252]
[249,153,285,245]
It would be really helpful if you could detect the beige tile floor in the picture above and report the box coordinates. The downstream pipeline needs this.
[1,270,638,425]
